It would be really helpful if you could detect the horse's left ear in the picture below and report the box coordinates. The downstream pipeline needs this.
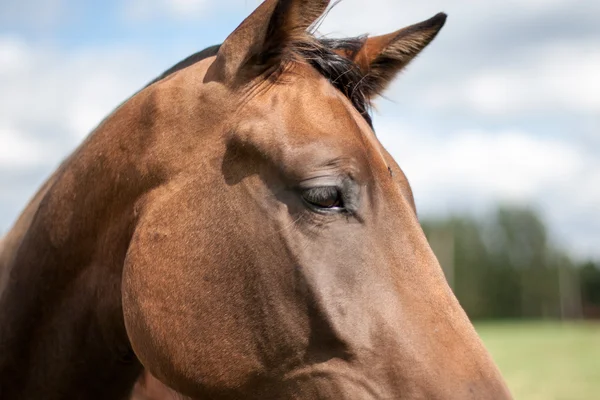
[207,0,330,86]
[343,13,447,97]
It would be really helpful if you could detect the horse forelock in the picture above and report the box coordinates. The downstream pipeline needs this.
[291,36,373,127]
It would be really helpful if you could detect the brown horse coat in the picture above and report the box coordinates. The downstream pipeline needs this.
[0,1,512,399]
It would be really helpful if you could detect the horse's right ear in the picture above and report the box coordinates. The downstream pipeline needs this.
[207,0,330,86]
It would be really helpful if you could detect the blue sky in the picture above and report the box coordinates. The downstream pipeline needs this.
[1,0,599,259]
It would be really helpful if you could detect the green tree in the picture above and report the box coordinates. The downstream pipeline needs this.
[422,205,583,320]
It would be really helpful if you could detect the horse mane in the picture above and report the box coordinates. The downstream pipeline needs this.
[292,36,373,126]
[148,37,373,126]
[144,44,222,88]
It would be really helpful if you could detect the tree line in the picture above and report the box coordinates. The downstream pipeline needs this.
[421,206,600,320]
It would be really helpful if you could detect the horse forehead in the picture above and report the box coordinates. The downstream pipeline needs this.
[286,66,353,114]
[279,68,388,168]
[236,70,394,180]
[252,69,367,143]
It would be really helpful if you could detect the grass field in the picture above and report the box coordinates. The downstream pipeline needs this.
[475,321,600,400]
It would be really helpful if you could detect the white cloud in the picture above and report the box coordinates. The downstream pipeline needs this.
[317,0,600,119]
[0,37,33,76]
[120,0,585,26]
[375,118,600,259]
[377,121,584,204]
[319,0,583,37]
[0,35,156,231]
[0,0,68,28]
[123,0,215,20]
[170,0,210,15]
[0,36,154,149]
[418,40,600,116]
[0,125,48,169]
[502,0,572,10]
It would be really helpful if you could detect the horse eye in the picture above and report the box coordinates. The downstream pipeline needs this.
[301,187,343,209]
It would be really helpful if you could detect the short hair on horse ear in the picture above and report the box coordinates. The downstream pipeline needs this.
[206,0,330,86]
[338,13,447,98]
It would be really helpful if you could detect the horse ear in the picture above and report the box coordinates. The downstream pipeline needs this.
[345,13,447,97]
[208,0,330,85]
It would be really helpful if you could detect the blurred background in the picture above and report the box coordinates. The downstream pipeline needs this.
[1,0,599,398]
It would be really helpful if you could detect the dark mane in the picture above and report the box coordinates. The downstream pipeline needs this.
[293,37,372,126]
[150,37,373,126]
[145,44,221,88]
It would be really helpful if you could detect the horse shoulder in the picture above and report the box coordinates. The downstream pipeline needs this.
[0,171,57,296]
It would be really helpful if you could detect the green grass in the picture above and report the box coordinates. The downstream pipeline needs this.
[475,321,600,400]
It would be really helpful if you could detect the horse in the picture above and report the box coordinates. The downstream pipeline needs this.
[0,0,512,399]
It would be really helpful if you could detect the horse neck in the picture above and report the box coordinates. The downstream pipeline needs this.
[0,112,159,399]
[0,171,55,295]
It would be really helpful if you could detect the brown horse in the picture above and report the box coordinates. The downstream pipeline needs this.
[0,1,512,399]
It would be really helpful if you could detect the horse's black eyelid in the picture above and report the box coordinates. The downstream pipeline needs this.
[301,187,344,210]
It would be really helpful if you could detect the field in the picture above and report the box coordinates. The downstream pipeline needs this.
[475,322,600,400]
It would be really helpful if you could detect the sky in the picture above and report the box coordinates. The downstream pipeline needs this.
[1,0,599,260]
